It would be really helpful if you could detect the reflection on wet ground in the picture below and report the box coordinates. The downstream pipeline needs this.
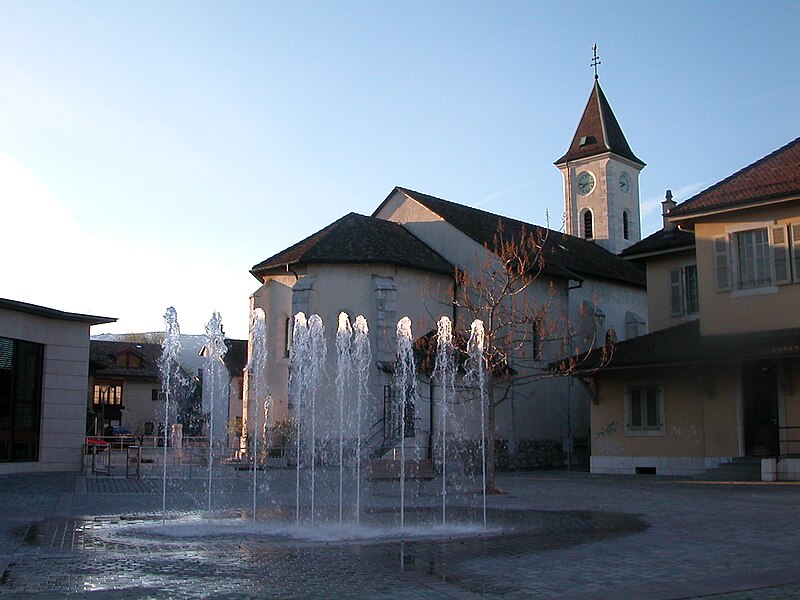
[13,506,646,597]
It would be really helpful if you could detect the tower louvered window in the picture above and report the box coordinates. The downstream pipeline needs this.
[583,210,593,240]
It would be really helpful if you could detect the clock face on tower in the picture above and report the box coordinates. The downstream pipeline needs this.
[577,171,595,195]
[619,173,630,193]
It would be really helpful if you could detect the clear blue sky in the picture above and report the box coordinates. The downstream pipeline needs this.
[1,1,798,338]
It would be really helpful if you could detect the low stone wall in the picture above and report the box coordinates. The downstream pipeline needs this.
[763,458,800,481]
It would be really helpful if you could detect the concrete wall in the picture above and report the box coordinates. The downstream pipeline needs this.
[375,189,492,273]
[556,154,644,255]
[377,188,649,460]
[0,306,93,474]
[568,277,648,344]
[249,263,453,455]
[116,378,160,436]
[695,203,800,336]
[645,248,698,332]
[590,365,742,475]
[248,277,293,433]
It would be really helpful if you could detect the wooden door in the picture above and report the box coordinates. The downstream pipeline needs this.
[743,361,779,456]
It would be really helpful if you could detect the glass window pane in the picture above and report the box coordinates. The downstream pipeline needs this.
[0,337,43,462]
[630,388,642,427]
[646,388,660,427]
[737,229,771,288]
[684,265,699,314]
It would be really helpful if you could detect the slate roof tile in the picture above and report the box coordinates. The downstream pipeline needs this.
[392,187,646,287]
[556,320,800,373]
[670,137,800,218]
[620,227,695,258]
[89,340,162,379]
[251,213,454,279]
[554,80,644,167]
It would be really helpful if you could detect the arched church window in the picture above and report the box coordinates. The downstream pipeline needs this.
[582,209,593,240]
[623,211,630,240]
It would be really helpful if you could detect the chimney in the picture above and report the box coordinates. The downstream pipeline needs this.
[662,190,676,231]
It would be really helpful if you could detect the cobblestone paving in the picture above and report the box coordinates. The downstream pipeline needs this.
[1,471,800,598]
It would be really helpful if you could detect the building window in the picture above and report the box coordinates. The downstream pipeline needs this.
[625,311,646,339]
[624,384,665,436]
[115,351,142,368]
[582,209,594,240]
[530,320,541,361]
[714,223,800,293]
[736,229,771,289]
[94,383,123,406]
[144,422,154,435]
[623,211,630,240]
[581,301,605,347]
[669,264,699,316]
[0,336,44,462]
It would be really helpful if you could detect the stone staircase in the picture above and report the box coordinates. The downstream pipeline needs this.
[694,457,763,482]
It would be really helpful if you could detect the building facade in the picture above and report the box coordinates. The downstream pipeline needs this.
[246,79,649,468]
[1,298,113,474]
[575,137,800,478]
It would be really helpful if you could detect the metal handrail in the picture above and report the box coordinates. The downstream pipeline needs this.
[125,445,142,479]
[777,426,800,457]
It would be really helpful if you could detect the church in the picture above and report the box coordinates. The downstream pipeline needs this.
[245,76,648,469]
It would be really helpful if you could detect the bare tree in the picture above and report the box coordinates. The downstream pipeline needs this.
[445,222,612,493]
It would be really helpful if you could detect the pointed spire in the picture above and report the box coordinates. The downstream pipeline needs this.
[554,77,645,167]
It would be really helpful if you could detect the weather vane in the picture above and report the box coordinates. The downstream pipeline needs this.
[591,44,601,80]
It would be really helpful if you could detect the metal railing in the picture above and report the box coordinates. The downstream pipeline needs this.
[778,426,800,457]
[84,436,243,477]
[126,445,142,478]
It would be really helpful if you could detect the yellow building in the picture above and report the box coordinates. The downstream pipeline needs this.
[571,137,800,479]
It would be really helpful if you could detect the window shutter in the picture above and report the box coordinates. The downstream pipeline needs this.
[669,269,683,315]
[791,223,800,284]
[713,235,731,291]
[771,225,791,285]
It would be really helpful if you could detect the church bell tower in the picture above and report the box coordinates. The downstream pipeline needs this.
[555,48,645,255]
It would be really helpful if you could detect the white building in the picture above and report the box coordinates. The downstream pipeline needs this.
[247,78,648,467]
[1,298,113,473]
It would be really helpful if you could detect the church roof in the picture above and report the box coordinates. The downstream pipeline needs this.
[669,137,800,220]
[554,79,644,167]
[620,227,695,259]
[388,187,645,287]
[553,320,800,374]
[89,340,161,379]
[250,212,454,280]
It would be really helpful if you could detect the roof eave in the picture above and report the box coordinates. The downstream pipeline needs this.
[621,243,697,261]
[554,150,645,169]
[0,298,116,325]
[573,349,800,376]
[253,258,453,279]
[669,193,800,226]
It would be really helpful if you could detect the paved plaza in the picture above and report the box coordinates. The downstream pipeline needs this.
[1,464,800,599]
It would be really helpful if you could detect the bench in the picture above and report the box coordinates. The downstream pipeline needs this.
[365,458,435,482]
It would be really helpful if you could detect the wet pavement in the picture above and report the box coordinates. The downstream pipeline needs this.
[1,467,800,598]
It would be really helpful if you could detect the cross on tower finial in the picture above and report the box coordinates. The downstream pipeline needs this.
[591,44,601,80]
